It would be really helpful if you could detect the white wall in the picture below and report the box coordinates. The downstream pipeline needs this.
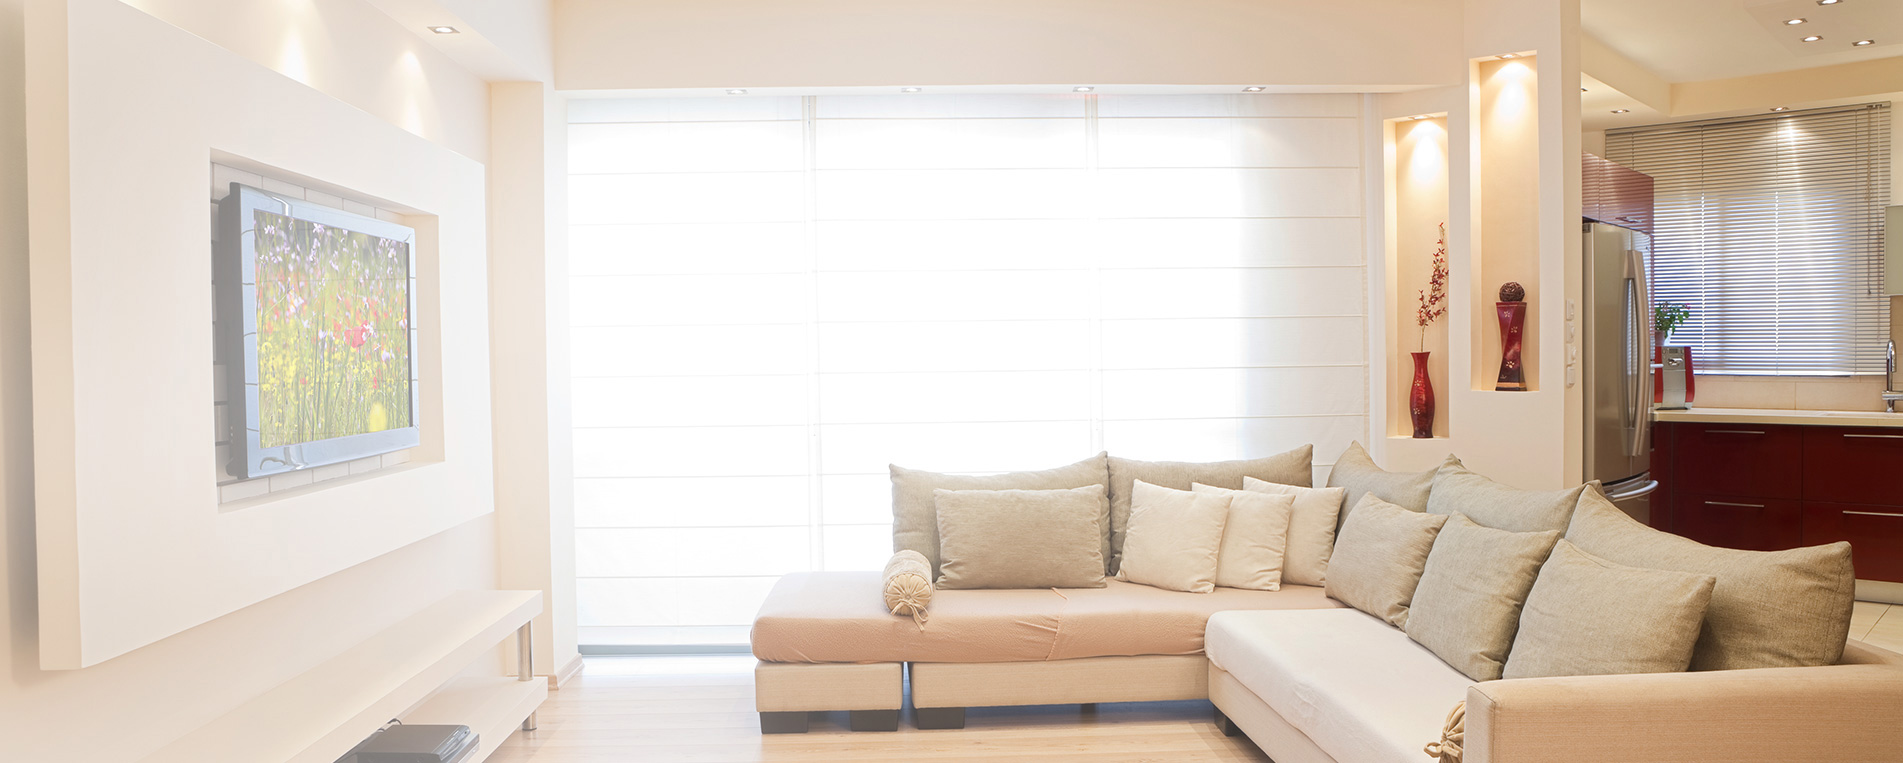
[0,0,505,758]
[553,0,1465,93]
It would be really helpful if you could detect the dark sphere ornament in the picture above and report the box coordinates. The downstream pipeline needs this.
[1499,282,1525,302]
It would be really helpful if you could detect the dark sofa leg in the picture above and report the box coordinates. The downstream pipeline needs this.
[915,706,966,730]
[850,709,900,732]
[1214,708,1244,737]
[760,711,810,734]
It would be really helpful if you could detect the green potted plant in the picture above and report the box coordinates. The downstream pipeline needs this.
[1653,302,1690,347]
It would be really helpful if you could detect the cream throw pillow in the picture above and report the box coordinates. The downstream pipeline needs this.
[1191,483,1294,591]
[1106,447,1312,573]
[1325,494,1449,627]
[1503,540,1716,679]
[1241,477,1345,587]
[1404,514,1561,681]
[1115,481,1232,593]
[1565,488,1854,670]
[934,485,1108,589]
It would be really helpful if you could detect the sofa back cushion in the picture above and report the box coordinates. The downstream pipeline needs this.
[1242,477,1346,587]
[1192,484,1295,591]
[1503,539,1716,679]
[892,453,1109,575]
[1564,488,1855,670]
[1107,447,1312,573]
[1325,494,1449,627]
[1404,514,1560,681]
[1115,481,1233,593]
[1425,461,1583,534]
[933,485,1108,589]
[1325,441,1456,528]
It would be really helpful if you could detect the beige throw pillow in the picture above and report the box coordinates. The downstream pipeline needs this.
[1325,494,1449,627]
[1325,441,1458,528]
[1191,483,1295,590]
[1404,514,1561,681]
[1106,447,1312,573]
[1241,477,1346,587]
[1115,481,1232,593]
[934,485,1108,589]
[892,453,1109,576]
[1565,488,1854,671]
[1503,540,1716,679]
[1425,462,1584,534]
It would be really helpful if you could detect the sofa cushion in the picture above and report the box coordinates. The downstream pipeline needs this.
[1325,441,1456,527]
[752,572,1344,664]
[1404,514,1560,681]
[1325,494,1449,627]
[1426,461,1584,534]
[1241,477,1346,587]
[1115,481,1231,593]
[1107,447,1312,572]
[891,452,1109,575]
[1503,539,1716,679]
[934,485,1107,589]
[1565,488,1854,671]
[1192,484,1294,591]
[1206,609,1474,763]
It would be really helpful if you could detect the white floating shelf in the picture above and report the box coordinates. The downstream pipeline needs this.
[145,589,543,763]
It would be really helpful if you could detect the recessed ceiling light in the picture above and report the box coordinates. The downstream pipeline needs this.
[1803,35,1824,42]
[725,89,747,95]
[1612,109,1630,114]
[1409,114,1431,120]
[1786,17,1808,25]
[1818,0,1840,5]
[1074,86,1095,93]
[427,25,458,34]
[1497,53,1520,59]
[1771,106,1791,111]
[900,87,922,93]
[1243,86,1266,93]
[1854,39,1876,46]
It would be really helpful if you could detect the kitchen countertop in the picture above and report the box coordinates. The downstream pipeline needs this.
[1652,406,1903,429]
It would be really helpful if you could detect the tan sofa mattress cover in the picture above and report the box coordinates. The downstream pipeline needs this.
[751,571,1345,664]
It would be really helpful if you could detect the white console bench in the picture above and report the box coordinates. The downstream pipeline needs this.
[146,590,546,763]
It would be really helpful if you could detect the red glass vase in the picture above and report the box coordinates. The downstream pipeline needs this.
[1410,351,1434,439]
[1496,301,1527,391]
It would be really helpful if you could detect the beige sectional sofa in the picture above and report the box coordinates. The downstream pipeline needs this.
[748,445,1903,761]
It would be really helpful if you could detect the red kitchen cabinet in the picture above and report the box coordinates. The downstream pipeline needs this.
[1672,492,1805,552]
[1668,424,1803,500]
[1804,502,1903,583]
[1802,427,1903,506]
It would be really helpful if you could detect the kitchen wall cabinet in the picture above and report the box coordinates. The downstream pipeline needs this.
[1653,421,1903,582]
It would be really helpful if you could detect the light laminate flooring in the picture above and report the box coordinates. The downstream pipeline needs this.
[490,604,1903,763]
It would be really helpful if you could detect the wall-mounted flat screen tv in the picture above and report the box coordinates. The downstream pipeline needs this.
[219,183,419,479]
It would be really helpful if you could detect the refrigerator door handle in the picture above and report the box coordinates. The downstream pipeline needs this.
[1625,246,1652,458]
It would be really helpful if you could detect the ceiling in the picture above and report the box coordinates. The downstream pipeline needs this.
[1582,0,1903,82]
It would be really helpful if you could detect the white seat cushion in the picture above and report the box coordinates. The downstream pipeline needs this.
[1206,609,1473,763]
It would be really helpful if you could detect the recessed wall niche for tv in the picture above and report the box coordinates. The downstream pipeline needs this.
[219,183,420,479]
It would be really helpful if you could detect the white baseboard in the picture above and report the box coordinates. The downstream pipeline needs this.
[548,653,585,690]
[1856,579,1903,606]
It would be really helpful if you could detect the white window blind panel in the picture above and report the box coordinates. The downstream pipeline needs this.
[1605,103,1891,376]
[570,93,1366,647]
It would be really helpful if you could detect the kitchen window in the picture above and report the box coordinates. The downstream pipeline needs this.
[1606,103,1891,376]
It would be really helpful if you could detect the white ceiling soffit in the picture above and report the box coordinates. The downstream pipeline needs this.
[1582,0,1903,82]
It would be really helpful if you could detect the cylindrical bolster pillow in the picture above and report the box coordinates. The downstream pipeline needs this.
[883,550,934,626]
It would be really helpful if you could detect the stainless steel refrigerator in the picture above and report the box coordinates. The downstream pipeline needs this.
[1582,221,1660,522]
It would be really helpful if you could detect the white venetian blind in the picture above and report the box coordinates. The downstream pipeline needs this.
[1606,103,1891,376]
[568,94,1367,648]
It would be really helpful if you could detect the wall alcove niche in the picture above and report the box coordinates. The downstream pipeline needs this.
[1475,53,1542,393]
[1385,114,1452,439]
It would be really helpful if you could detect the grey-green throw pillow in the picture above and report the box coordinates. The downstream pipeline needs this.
[1503,539,1716,679]
[892,453,1109,576]
[1425,461,1583,534]
[1404,514,1560,681]
[1324,494,1449,627]
[934,485,1108,589]
[1325,441,1458,528]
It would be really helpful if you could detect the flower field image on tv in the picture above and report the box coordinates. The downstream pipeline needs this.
[252,209,412,448]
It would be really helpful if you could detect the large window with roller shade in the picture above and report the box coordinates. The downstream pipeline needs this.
[1606,103,1891,377]
[566,93,1370,648]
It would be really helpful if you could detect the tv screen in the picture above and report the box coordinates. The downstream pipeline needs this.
[220,183,420,479]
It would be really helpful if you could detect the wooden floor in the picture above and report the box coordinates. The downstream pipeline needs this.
[490,603,1903,763]
[487,655,1267,762]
